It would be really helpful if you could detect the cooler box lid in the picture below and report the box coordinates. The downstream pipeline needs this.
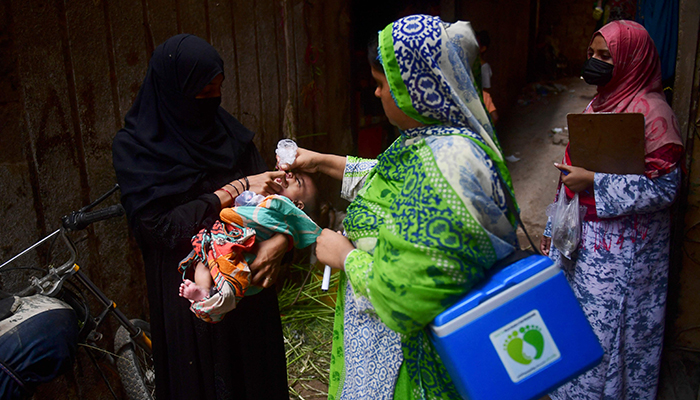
[432,254,554,328]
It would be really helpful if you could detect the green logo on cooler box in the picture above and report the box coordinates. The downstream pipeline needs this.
[490,310,560,383]
[503,325,545,364]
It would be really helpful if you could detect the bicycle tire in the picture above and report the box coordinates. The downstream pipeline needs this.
[114,319,156,400]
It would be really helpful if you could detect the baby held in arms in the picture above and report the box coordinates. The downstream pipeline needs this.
[178,171,323,323]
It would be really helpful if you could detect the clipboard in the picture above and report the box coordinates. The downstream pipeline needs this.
[567,113,645,175]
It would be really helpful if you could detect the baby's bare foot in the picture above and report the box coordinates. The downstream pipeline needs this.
[179,279,209,301]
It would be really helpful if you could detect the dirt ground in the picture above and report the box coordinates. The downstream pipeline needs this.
[498,76,598,250]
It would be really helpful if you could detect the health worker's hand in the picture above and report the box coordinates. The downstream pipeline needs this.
[277,148,320,173]
[315,229,355,271]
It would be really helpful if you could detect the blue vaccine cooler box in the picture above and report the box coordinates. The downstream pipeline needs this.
[429,255,603,400]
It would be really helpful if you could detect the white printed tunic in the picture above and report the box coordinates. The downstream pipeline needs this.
[546,167,679,400]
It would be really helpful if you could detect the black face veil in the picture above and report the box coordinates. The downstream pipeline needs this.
[112,34,254,220]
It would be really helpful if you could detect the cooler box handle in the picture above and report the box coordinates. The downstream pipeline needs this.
[434,255,553,327]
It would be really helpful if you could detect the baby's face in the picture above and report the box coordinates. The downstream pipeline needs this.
[276,172,317,210]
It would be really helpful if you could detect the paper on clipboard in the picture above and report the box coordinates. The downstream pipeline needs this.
[567,113,645,175]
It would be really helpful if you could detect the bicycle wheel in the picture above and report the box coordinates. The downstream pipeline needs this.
[114,319,156,400]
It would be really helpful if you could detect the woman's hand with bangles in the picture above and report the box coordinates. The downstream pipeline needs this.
[239,171,287,196]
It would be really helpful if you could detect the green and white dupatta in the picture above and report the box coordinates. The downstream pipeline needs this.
[328,15,519,400]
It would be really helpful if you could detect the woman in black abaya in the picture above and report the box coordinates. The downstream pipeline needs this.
[112,34,290,400]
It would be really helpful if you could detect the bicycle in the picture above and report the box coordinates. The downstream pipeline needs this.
[0,184,155,400]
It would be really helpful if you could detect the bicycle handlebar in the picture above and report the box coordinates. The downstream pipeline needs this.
[15,228,78,297]
[1,185,123,287]
[61,204,125,231]
[14,201,124,295]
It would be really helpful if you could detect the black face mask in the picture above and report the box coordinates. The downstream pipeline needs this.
[195,96,222,124]
[581,57,614,86]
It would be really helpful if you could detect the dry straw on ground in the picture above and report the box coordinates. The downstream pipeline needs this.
[280,263,339,399]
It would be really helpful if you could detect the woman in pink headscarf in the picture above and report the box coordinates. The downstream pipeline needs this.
[540,20,683,399]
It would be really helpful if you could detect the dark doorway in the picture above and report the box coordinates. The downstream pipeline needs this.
[349,0,441,158]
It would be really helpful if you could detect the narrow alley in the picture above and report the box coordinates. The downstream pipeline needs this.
[499,76,597,247]
[501,76,700,400]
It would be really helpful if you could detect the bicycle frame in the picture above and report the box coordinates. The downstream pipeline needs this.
[1,223,152,357]
[0,185,154,400]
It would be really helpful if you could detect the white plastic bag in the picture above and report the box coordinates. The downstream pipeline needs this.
[234,190,266,207]
[546,192,586,259]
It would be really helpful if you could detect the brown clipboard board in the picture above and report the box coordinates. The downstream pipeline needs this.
[567,113,645,175]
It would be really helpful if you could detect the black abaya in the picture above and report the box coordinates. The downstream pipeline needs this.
[112,34,288,400]
[132,145,288,400]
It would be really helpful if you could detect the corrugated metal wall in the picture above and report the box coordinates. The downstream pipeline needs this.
[0,0,351,398]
